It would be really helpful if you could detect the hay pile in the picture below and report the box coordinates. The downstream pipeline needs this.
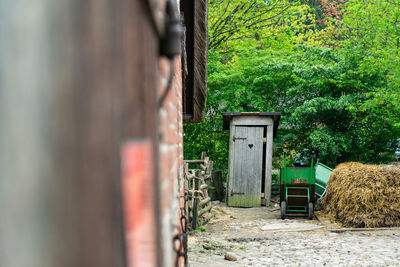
[321,162,400,228]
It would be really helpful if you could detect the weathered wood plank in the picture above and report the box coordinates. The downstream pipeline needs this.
[227,121,235,206]
[229,126,263,207]
[264,125,274,206]
[199,197,211,207]
[199,184,208,190]
[231,116,273,127]
[198,204,212,217]
[248,127,263,206]
[0,0,163,266]
[231,126,245,206]
[184,159,207,164]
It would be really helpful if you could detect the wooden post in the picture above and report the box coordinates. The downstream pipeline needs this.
[208,161,214,176]
[264,125,274,206]
[0,1,159,266]
[212,170,224,201]
[192,173,200,229]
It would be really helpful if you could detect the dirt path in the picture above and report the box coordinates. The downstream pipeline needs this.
[188,204,400,266]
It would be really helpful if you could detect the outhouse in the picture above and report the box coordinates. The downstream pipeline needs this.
[223,112,281,207]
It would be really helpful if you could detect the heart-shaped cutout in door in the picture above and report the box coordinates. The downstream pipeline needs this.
[248,144,254,149]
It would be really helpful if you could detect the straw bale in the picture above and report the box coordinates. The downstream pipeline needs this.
[321,162,400,228]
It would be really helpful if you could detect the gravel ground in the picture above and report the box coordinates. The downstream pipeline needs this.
[188,205,400,267]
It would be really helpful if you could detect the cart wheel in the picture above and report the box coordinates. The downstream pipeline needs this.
[308,202,314,220]
[280,201,286,219]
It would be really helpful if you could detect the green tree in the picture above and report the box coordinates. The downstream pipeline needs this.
[184,0,400,176]
[209,0,323,51]
[341,0,400,135]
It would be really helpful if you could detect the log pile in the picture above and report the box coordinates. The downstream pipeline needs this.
[321,162,400,228]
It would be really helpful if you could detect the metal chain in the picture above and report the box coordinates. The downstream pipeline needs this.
[173,190,188,267]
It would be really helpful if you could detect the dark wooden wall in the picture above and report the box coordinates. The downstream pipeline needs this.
[0,0,160,266]
[181,0,208,123]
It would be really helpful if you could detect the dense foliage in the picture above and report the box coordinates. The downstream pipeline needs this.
[184,0,400,173]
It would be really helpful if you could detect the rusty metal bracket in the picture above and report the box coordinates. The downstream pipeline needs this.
[160,0,184,59]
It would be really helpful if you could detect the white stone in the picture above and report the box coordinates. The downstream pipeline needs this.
[224,252,238,261]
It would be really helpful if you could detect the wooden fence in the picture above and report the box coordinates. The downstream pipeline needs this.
[184,153,213,229]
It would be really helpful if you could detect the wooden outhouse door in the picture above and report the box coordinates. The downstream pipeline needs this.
[229,126,264,207]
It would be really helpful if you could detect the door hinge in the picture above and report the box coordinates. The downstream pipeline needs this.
[233,136,247,142]
[230,190,245,196]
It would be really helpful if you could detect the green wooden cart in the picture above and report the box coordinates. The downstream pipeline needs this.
[280,153,316,219]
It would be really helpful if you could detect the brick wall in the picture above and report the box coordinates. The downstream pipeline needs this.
[158,56,185,267]
[122,0,188,265]
[123,53,184,267]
